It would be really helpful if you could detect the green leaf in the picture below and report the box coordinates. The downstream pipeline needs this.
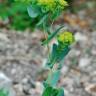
[42,86,64,96]
[42,26,64,45]
[52,89,59,96]
[57,46,70,62]
[42,86,53,96]
[46,44,58,68]
[0,89,9,96]
[51,44,58,60]
[36,14,48,26]
[57,88,64,96]
[27,5,39,18]
[42,86,59,96]
[46,45,70,68]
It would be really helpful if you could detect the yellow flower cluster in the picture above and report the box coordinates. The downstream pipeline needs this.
[59,0,68,6]
[57,31,75,45]
[37,0,55,5]
[37,0,68,12]
[37,0,55,11]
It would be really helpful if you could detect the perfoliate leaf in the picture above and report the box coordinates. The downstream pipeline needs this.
[42,86,53,96]
[27,5,39,18]
[57,46,70,62]
[42,86,59,96]
[42,86,64,96]
[46,44,70,68]
[57,88,64,96]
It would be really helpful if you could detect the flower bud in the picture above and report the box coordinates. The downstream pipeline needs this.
[57,31,75,45]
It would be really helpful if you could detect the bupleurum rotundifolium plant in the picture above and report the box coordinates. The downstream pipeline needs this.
[14,0,75,96]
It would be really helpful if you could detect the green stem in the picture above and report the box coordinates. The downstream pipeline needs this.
[46,68,61,87]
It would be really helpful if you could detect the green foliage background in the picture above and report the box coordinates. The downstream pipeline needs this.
[0,0,39,30]
[0,0,73,31]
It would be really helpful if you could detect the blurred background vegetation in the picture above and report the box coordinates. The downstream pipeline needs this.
[0,0,96,31]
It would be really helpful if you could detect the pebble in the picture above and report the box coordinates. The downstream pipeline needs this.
[79,57,91,68]
[85,84,96,95]
[75,32,87,42]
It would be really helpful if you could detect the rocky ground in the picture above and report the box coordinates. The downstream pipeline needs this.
[0,26,96,96]
[0,29,46,96]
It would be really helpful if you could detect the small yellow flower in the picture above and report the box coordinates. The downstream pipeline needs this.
[59,0,68,6]
[37,0,55,11]
[57,31,75,45]
[38,0,54,4]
